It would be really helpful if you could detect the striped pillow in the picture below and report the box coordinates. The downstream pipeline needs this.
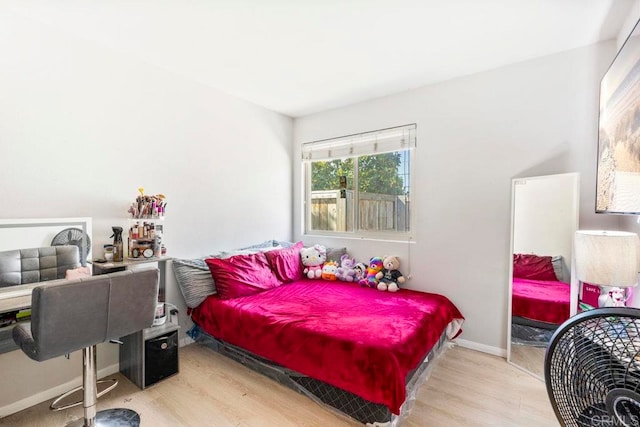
[172,258,216,308]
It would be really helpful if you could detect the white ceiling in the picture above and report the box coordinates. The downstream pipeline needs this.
[2,0,636,117]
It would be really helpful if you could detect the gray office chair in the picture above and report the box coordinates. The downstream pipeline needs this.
[13,269,159,427]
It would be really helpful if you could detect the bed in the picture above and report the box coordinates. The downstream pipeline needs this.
[174,242,464,425]
[511,277,570,325]
[511,253,570,328]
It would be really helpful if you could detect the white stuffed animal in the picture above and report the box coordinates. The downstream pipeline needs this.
[598,287,628,307]
[300,244,327,279]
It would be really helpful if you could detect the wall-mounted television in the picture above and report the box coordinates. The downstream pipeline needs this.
[596,18,640,214]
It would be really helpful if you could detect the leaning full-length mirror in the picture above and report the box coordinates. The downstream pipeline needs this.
[507,173,579,379]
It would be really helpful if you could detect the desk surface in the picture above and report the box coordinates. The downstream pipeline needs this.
[0,257,172,314]
[0,283,47,314]
[91,256,171,271]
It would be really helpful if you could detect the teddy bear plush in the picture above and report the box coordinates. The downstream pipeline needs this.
[335,254,357,282]
[375,256,405,292]
[321,261,338,281]
[359,257,384,288]
[300,244,327,279]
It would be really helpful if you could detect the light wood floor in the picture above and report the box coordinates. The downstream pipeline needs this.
[0,344,558,426]
[509,343,546,379]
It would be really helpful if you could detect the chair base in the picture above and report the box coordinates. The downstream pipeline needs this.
[51,379,119,411]
[67,408,140,427]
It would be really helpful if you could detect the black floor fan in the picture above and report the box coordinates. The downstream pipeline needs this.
[545,307,640,427]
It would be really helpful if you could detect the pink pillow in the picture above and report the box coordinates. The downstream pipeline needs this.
[65,266,92,280]
[513,254,557,281]
[205,252,281,299]
[264,241,304,283]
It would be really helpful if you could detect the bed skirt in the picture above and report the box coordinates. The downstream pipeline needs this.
[187,324,450,426]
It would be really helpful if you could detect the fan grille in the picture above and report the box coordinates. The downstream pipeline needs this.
[50,228,91,264]
[546,308,640,427]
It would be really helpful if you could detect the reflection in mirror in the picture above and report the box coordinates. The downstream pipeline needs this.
[507,173,579,380]
[0,218,92,299]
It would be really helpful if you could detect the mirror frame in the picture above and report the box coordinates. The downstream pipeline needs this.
[506,173,580,380]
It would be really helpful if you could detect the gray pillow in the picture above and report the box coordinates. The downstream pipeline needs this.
[300,246,347,263]
[551,255,565,282]
[173,240,298,308]
[239,240,295,250]
[274,240,296,248]
[214,245,283,259]
[172,258,216,308]
[326,247,347,263]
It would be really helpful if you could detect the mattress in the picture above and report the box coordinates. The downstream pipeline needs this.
[191,279,463,414]
[188,325,450,425]
[512,277,570,325]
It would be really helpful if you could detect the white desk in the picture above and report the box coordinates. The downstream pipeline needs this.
[0,286,36,314]
[90,256,171,301]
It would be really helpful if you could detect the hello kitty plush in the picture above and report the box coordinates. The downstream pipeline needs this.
[300,244,327,279]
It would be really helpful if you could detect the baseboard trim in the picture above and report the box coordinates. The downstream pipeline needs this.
[454,338,506,357]
[0,363,119,418]
[179,336,194,347]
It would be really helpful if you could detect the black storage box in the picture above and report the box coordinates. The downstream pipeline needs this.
[144,329,179,387]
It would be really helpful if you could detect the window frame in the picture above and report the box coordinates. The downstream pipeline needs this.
[302,125,416,241]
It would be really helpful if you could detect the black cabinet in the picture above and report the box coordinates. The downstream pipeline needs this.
[144,330,179,387]
[120,322,179,389]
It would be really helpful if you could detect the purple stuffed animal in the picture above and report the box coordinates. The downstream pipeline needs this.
[335,254,357,282]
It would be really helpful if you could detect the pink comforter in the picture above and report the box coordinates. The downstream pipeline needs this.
[512,277,570,324]
[191,279,463,414]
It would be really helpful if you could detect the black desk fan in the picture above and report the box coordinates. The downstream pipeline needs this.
[51,227,91,265]
[545,307,640,426]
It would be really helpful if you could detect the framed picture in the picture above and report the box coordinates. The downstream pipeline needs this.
[596,18,640,214]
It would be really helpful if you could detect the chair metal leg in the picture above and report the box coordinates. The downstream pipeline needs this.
[84,344,97,426]
[66,345,141,427]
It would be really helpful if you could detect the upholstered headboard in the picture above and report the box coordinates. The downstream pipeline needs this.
[0,246,80,287]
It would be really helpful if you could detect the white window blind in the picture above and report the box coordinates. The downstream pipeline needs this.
[302,124,416,161]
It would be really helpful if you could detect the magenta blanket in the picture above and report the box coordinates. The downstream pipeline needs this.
[512,278,570,324]
[191,279,463,414]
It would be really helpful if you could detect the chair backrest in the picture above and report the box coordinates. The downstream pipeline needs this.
[0,246,80,287]
[29,269,159,360]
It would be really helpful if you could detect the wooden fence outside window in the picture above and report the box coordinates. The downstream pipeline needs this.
[310,190,408,232]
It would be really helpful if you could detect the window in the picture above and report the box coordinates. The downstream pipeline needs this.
[303,124,415,237]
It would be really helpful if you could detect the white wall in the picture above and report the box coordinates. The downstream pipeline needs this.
[293,42,621,353]
[617,1,640,48]
[0,13,292,413]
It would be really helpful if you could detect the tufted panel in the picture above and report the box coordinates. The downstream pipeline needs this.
[0,246,80,287]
